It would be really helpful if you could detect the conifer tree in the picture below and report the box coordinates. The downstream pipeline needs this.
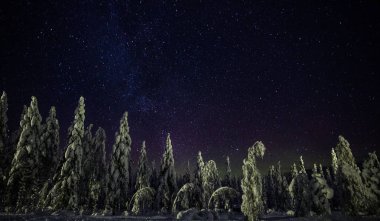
[310,163,333,216]
[40,106,60,180]
[136,141,150,190]
[194,151,205,208]
[294,156,310,217]
[7,96,43,212]
[266,165,276,210]
[361,152,380,214]
[282,175,293,211]
[331,148,338,177]
[7,105,27,166]
[81,124,95,208]
[105,112,132,213]
[291,163,298,180]
[0,91,8,210]
[182,160,191,184]
[46,96,85,211]
[202,160,221,207]
[225,156,232,187]
[274,161,284,211]
[150,160,158,190]
[334,136,367,215]
[88,127,107,212]
[325,167,333,186]
[319,164,325,178]
[288,162,299,210]
[156,133,177,213]
[330,148,340,209]
[241,141,265,221]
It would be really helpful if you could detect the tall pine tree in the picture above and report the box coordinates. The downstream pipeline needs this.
[46,96,85,211]
[156,133,177,213]
[0,91,8,210]
[135,141,150,190]
[294,156,310,217]
[362,152,380,215]
[88,127,107,212]
[40,106,60,181]
[194,151,205,208]
[105,112,132,213]
[7,96,43,212]
[225,156,232,187]
[335,136,367,215]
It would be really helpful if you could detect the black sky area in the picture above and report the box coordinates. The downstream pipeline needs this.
[1,0,379,174]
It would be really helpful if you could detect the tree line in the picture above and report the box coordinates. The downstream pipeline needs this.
[0,92,379,220]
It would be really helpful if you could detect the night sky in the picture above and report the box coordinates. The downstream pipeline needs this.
[1,0,379,174]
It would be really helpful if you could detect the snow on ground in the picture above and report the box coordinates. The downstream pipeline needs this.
[0,212,380,221]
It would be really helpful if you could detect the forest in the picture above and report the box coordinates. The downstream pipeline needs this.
[0,92,379,221]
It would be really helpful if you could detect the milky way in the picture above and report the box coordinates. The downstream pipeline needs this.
[1,0,379,174]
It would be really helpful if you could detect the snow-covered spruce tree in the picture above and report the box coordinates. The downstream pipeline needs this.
[331,148,338,177]
[80,124,95,208]
[291,163,298,180]
[266,165,276,210]
[225,156,232,187]
[0,91,9,210]
[156,133,177,213]
[262,176,268,211]
[282,175,293,212]
[88,127,107,212]
[310,163,333,215]
[288,162,299,211]
[7,105,27,165]
[334,135,368,215]
[319,164,325,178]
[105,112,132,213]
[39,106,60,180]
[330,147,340,209]
[325,167,333,186]
[294,156,311,217]
[150,160,158,190]
[241,141,265,221]
[37,106,60,209]
[361,152,380,215]
[6,96,43,212]
[202,160,221,208]
[46,96,85,211]
[182,160,191,184]
[274,161,285,211]
[135,141,150,190]
[194,151,205,208]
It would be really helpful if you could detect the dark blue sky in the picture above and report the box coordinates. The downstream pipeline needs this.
[1,0,379,174]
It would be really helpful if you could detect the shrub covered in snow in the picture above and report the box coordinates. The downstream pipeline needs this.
[207,186,240,212]
[130,187,155,215]
[202,160,221,208]
[172,183,202,212]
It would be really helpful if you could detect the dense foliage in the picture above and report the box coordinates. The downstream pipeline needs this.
[0,93,378,219]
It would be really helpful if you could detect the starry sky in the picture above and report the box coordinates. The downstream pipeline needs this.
[1,0,379,174]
